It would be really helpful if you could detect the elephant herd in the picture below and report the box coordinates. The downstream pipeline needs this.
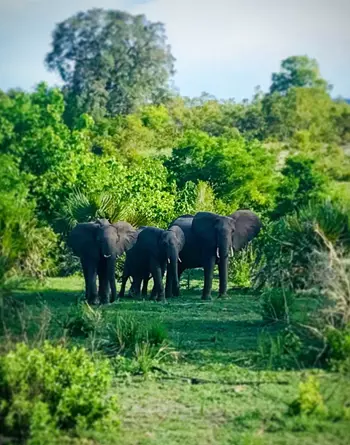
[68,210,262,305]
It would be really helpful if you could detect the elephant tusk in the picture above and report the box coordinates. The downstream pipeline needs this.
[104,254,111,258]
[216,248,220,259]
[230,247,234,257]
[178,257,182,263]
[167,258,170,264]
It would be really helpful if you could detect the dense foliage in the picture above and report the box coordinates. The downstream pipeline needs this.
[0,342,119,444]
[1,47,350,282]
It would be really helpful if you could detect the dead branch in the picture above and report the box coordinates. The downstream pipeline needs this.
[151,366,289,386]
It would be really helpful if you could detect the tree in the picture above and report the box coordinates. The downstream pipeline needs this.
[46,9,175,123]
[270,56,329,95]
[263,86,338,142]
[166,130,278,212]
[272,155,328,219]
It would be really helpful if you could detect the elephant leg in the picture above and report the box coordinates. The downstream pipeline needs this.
[151,261,165,302]
[132,275,142,300]
[118,274,128,299]
[81,260,89,301]
[150,282,157,301]
[218,257,229,298]
[165,271,172,299]
[141,274,149,298]
[202,255,216,300]
[98,260,110,304]
[82,258,99,305]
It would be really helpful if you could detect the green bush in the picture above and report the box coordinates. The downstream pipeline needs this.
[257,327,302,369]
[256,200,350,290]
[0,342,119,444]
[0,155,57,294]
[289,376,327,417]
[229,244,258,288]
[63,303,103,338]
[325,325,350,372]
[260,288,295,322]
[103,315,168,356]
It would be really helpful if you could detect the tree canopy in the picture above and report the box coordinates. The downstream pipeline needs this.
[46,9,175,124]
[270,55,329,95]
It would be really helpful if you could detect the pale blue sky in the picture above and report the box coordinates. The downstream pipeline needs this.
[1,0,349,100]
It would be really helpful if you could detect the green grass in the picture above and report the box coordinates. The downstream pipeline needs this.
[3,272,350,445]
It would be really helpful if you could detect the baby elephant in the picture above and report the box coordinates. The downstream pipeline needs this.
[119,225,185,301]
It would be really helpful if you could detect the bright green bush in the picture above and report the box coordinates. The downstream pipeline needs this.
[229,244,259,288]
[289,376,327,417]
[0,154,57,292]
[0,342,119,444]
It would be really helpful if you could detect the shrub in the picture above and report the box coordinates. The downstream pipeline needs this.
[0,342,119,444]
[103,315,168,356]
[63,303,103,338]
[325,325,350,371]
[260,288,295,322]
[0,155,57,295]
[257,327,302,369]
[289,376,327,417]
[256,200,350,290]
[229,244,258,288]
[112,342,177,376]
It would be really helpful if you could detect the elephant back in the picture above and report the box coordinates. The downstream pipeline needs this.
[169,214,193,239]
[136,226,165,255]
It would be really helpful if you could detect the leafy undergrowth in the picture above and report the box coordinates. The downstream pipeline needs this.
[2,274,350,445]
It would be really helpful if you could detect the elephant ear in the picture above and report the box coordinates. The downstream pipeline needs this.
[230,210,262,251]
[68,222,100,257]
[112,221,138,255]
[192,212,219,248]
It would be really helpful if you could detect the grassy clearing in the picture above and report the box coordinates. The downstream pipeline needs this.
[4,272,350,445]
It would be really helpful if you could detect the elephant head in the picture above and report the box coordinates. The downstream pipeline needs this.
[69,220,137,259]
[229,210,262,251]
[160,225,186,298]
[192,212,235,259]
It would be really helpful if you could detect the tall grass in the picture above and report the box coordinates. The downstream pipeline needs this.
[255,200,350,291]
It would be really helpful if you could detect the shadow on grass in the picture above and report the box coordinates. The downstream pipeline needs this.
[6,274,310,370]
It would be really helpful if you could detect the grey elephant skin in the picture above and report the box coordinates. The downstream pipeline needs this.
[119,225,185,301]
[169,210,262,300]
[68,219,137,304]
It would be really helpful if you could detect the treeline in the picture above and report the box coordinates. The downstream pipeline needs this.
[1,8,350,283]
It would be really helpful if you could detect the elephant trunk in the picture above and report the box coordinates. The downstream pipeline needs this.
[217,233,231,297]
[165,249,179,299]
[107,258,117,303]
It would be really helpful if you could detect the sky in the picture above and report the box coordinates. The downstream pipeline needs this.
[0,0,349,101]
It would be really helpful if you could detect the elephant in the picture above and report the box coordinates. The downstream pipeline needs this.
[168,210,262,300]
[68,219,137,304]
[118,225,185,301]
[118,226,150,299]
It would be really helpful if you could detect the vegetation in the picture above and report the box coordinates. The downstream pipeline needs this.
[0,342,119,444]
[1,6,350,444]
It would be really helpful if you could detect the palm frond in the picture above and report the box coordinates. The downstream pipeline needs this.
[56,189,153,234]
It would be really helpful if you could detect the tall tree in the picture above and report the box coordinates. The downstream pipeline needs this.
[270,56,329,95]
[46,9,175,123]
